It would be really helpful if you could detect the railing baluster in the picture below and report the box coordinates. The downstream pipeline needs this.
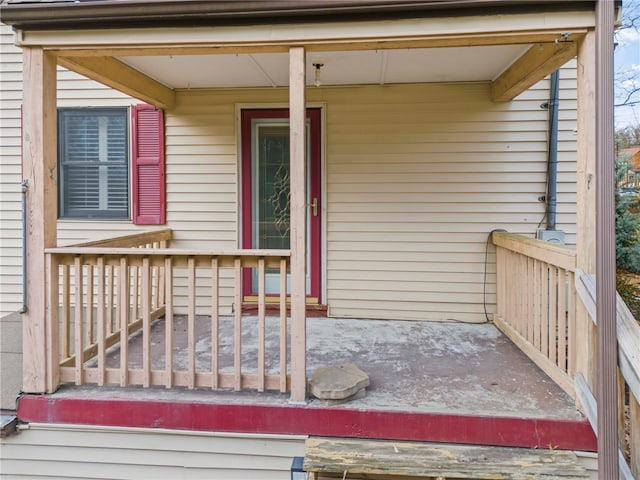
[106,265,114,336]
[61,264,70,360]
[86,264,94,347]
[547,265,558,362]
[532,258,541,349]
[234,257,242,391]
[74,256,83,385]
[97,257,106,386]
[567,270,576,376]
[142,256,151,388]
[164,257,173,389]
[119,257,129,387]
[211,257,219,389]
[187,256,196,389]
[631,393,640,476]
[158,240,167,308]
[557,268,567,373]
[280,257,288,393]
[131,265,139,322]
[258,257,266,393]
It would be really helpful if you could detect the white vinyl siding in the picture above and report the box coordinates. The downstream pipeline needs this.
[0,424,305,479]
[0,25,25,317]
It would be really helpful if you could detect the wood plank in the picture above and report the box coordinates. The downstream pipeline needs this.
[575,31,596,387]
[187,256,196,390]
[67,229,172,248]
[164,257,173,389]
[45,254,60,392]
[85,264,94,346]
[74,257,83,386]
[548,265,558,363]
[258,258,266,393]
[119,258,129,387]
[304,437,589,479]
[280,258,288,393]
[289,45,307,403]
[494,316,574,397]
[22,47,58,394]
[557,268,567,373]
[142,257,151,388]
[491,41,577,102]
[567,270,577,376]
[532,257,540,349]
[234,257,242,391]
[492,232,576,271]
[96,257,106,387]
[211,257,219,389]
[106,265,114,335]
[57,56,175,109]
[631,393,640,477]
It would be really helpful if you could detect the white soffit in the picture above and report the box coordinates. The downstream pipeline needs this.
[118,44,531,89]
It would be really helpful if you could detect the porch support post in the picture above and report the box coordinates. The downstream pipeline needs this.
[594,0,617,475]
[22,47,58,393]
[575,31,596,388]
[289,46,307,403]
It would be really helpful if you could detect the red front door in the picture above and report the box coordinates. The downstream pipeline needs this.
[241,108,322,302]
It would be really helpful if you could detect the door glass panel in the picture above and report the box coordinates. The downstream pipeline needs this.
[250,119,311,295]
[253,124,291,251]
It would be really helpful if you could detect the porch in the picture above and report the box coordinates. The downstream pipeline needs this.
[19,228,604,451]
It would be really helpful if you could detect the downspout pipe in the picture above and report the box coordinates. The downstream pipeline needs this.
[546,69,560,231]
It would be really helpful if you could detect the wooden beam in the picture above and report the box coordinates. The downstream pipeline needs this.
[575,31,597,388]
[490,41,577,102]
[22,48,58,394]
[289,46,307,404]
[57,56,175,110]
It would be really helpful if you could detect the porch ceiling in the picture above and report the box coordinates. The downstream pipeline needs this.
[117,44,531,89]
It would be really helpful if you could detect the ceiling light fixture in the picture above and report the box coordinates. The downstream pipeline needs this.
[312,63,324,87]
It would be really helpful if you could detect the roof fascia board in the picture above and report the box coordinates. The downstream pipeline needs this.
[0,0,598,30]
[14,10,595,50]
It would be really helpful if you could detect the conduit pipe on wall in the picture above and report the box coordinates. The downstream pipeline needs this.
[546,69,560,231]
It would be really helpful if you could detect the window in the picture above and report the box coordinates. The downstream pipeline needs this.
[58,108,129,219]
[57,105,166,224]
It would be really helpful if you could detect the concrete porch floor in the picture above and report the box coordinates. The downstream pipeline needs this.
[81,316,582,421]
[19,317,595,450]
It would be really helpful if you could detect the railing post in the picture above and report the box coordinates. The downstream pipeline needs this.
[575,29,597,389]
[289,45,307,403]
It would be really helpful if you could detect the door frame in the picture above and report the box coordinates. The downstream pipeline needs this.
[239,106,323,303]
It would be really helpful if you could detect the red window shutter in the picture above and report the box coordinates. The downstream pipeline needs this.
[131,104,165,225]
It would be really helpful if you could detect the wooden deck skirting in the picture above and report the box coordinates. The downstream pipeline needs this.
[303,437,589,479]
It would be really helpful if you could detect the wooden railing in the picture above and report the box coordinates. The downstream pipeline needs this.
[44,229,292,394]
[493,231,640,477]
[492,232,578,397]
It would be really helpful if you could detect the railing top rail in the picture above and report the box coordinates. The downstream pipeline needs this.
[45,246,291,258]
[65,229,173,248]
[492,231,576,272]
